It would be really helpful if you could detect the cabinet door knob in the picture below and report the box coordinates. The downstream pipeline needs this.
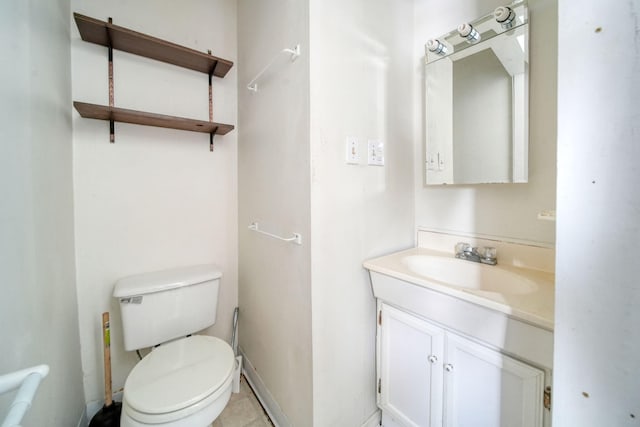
[428,355,438,364]
[444,363,454,372]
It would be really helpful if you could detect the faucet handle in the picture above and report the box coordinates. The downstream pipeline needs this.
[481,246,497,259]
[455,242,471,254]
[478,246,497,264]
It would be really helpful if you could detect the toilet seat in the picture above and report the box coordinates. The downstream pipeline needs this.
[123,335,234,424]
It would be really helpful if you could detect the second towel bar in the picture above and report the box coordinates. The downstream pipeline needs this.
[246,44,301,92]
[248,222,302,245]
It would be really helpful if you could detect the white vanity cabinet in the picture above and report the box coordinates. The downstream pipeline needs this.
[378,303,546,427]
[378,303,444,427]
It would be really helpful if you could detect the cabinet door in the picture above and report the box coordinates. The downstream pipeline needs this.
[443,333,544,427]
[379,303,444,427]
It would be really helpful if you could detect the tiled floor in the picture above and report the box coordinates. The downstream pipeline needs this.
[213,376,273,427]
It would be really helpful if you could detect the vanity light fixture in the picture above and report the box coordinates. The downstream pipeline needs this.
[494,6,516,29]
[457,23,480,43]
[426,39,448,55]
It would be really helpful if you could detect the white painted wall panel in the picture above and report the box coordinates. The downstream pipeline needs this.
[309,0,415,425]
[237,1,313,425]
[554,1,640,425]
[71,0,238,406]
[0,0,85,424]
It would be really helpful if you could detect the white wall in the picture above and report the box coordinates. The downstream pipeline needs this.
[413,0,557,245]
[554,1,640,425]
[238,1,414,425]
[237,1,313,426]
[309,0,415,425]
[0,0,85,424]
[71,0,238,406]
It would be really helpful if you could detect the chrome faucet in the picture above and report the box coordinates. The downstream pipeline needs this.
[455,242,497,265]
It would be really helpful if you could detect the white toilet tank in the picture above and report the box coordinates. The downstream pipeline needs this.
[113,264,222,351]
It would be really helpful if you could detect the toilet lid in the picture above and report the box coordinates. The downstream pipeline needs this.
[124,335,235,414]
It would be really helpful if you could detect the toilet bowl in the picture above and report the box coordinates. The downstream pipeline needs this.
[114,265,235,427]
[121,335,235,427]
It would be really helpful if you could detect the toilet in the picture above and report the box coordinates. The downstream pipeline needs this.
[113,264,236,427]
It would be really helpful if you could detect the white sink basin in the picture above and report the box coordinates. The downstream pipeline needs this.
[364,245,555,330]
[401,255,538,295]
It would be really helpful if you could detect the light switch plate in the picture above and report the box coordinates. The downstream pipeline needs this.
[437,152,445,170]
[346,137,360,164]
[427,154,436,171]
[367,139,384,166]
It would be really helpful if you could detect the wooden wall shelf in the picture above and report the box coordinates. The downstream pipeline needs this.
[73,13,233,77]
[72,12,235,151]
[74,102,234,135]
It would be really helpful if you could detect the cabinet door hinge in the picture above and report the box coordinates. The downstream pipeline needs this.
[378,378,381,394]
[544,386,551,410]
[378,310,382,326]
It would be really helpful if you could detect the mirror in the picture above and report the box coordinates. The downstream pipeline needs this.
[424,1,529,185]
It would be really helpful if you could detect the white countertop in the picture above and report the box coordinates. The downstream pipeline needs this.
[364,247,555,330]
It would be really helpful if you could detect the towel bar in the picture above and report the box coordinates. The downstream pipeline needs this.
[248,222,302,245]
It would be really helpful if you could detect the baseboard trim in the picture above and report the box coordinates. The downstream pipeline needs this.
[362,409,382,427]
[84,401,100,425]
[239,348,291,427]
[76,407,88,427]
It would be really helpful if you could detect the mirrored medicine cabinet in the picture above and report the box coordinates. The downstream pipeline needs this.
[424,0,529,185]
